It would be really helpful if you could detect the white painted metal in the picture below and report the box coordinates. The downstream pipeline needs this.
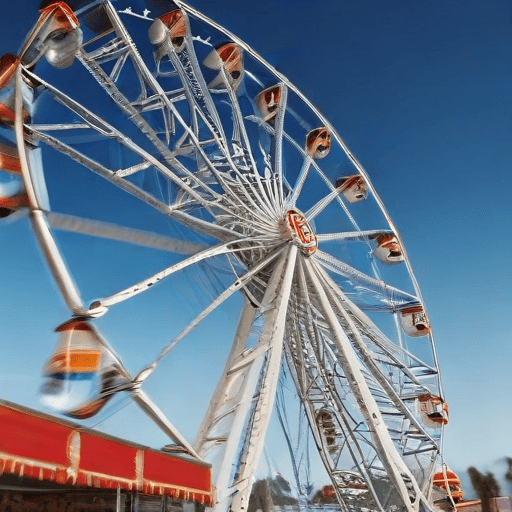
[8,2,447,511]
[284,260,387,512]
[47,212,207,254]
[194,246,297,511]
[133,247,285,385]
[15,69,86,316]
[304,258,431,512]
[228,245,297,511]
[131,388,200,460]
[194,299,257,456]
[97,237,267,308]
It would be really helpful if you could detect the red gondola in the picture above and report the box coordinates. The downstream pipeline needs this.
[433,468,462,502]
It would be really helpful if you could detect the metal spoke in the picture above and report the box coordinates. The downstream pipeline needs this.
[310,261,438,451]
[247,113,363,231]
[305,187,339,221]
[96,236,271,309]
[133,246,286,386]
[273,83,288,206]
[319,267,438,382]
[228,245,298,512]
[47,212,207,254]
[15,70,86,316]
[28,124,237,242]
[316,229,390,243]
[290,261,386,511]
[100,3,274,223]
[23,68,223,212]
[288,154,313,207]
[218,67,276,218]
[314,250,418,307]
[303,257,429,512]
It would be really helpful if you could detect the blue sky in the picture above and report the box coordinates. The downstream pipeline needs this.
[0,0,511,497]
[184,0,512,480]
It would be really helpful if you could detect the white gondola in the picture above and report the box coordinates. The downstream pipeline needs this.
[417,393,449,428]
[256,84,283,122]
[400,304,431,337]
[336,174,368,203]
[306,127,331,159]
[373,232,405,263]
[149,10,188,53]
[204,42,244,91]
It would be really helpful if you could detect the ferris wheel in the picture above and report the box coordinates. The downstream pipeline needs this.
[0,0,450,511]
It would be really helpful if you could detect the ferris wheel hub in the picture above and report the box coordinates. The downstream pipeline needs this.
[284,209,317,255]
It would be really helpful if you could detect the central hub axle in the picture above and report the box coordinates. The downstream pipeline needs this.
[285,209,317,255]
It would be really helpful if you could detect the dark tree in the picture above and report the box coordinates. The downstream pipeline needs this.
[468,467,501,512]
[505,458,512,483]
[248,475,298,512]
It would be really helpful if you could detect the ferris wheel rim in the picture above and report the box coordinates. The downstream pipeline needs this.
[3,1,449,510]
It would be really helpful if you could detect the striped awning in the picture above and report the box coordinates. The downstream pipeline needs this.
[0,400,213,506]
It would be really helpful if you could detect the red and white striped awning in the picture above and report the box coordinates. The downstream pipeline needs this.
[0,400,213,506]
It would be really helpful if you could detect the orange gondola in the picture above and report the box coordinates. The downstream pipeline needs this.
[44,320,103,377]
[418,394,449,428]
[373,232,404,263]
[149,9,187,53]
[335,174,367,203]
[256,84,282,122]
[306,127,331,159]
[41,319,129,420]
[204,42,244,91]
[433,468,463,502]
[400,305,431,337]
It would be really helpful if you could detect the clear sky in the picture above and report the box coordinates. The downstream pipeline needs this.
[0,0,511,499]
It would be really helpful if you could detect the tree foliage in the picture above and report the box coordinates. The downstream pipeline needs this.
[468,467,501,512]
[505,458,512,484]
